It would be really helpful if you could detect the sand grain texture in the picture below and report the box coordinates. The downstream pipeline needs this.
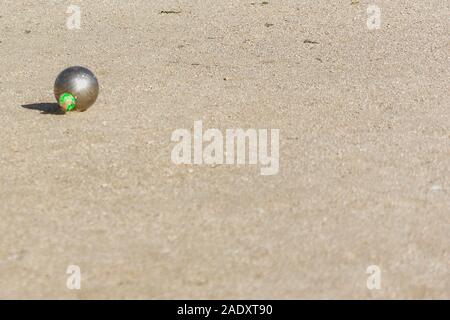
[0,0,449,299]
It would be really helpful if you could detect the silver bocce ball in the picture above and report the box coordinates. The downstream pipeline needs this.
[54,66,99,112]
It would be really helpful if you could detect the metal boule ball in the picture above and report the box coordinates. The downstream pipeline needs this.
[54,66,99,112]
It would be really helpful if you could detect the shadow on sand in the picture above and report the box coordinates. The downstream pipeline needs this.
[21,103,64,115]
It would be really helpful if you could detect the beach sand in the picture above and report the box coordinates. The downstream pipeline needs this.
[0,0,448,298]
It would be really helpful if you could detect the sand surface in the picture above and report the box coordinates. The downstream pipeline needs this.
[0,0,449,299]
